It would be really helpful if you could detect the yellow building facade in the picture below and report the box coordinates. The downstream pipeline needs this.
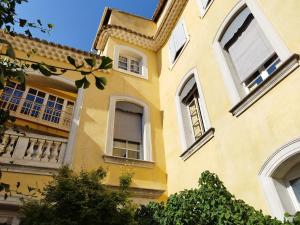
[0,0,300,223]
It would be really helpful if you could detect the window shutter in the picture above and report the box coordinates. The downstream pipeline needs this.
[227,17,274,82]
[114,102,143,143]
[201,0,210,9]
[168,35,177,63]
[173,21,187,52]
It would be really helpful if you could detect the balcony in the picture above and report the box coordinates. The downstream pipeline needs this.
[0,130,67,171]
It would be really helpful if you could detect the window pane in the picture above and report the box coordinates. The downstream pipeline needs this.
[113,148,127,158]
[113,139,126,148]
[291,178,300,203]
[118,56,128,70]
[130,60,140,74]
[128,150,139,159]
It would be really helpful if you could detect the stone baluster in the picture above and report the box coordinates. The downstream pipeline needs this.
[41,140,52,162]
[3,135,18,158]
[32,139,46,161]
[49,141,60,163]
[24,138,37,160]
[0,134,10,155]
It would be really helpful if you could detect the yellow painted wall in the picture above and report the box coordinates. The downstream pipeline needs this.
[158,0,300,213]
[71,37,167,196]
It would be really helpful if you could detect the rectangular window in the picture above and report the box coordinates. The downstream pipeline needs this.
[113,102,143,160]
[186,88,205,140]
[118,55,141,75]
[42,95,64,124]
[221,7,280,93]
[0,81,24,112]
[169,20,188,64]
[20,88,46,117]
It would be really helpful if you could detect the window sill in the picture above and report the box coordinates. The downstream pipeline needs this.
[169,38,190,71]
[113,67,148,80]
[103,155,155,168]
[180,127,215,161]
[230,54,299,117]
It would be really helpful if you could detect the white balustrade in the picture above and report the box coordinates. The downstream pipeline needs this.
[0,130,68,169]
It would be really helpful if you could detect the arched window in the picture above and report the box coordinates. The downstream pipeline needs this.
[213,0,295,116]
[259,138,300,219]
[175,69,214,160]
[113,45,148,79]
[105,96,152,162]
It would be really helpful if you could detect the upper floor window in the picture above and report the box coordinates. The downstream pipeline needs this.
[176,69,214,160]
[213,0,296,116]
[113,102,143,160]
[220,7,280,93]
[106,96,152,162]
[196,0,214,17]
[168,20,189,65]
[114,45,148,79]
[0,81,74,131]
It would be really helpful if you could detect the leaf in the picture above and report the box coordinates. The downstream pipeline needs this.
[99,56,113,70]
[75,77,90,89]
[19,19,27,27]
[37,19,42,26]
[24,29,32,37]
[4,193,8,200]
[38,64,53,76]
[48,24,54,29]
[31,63,39,70]
[85,56,96,68]
[16,182,20,189]
[67,56,77,67]
[94,76,107,90]
[45,65,57,73]
[80,71,90,76]
[28,186,34,192]
[5,44,16,59]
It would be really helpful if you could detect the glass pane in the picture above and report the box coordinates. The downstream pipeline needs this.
[113,148,126,158]
[291,178,300,203]
[113,139,126,148]
[28,88,37,95]
[128,150,139,159]
[127,141,140,151]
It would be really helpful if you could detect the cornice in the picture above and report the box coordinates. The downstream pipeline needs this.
[95,0,188,52]
[0,31,95,65]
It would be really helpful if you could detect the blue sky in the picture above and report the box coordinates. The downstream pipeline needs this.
[16,0,159,51]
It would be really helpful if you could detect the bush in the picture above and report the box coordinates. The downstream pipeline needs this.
[135,171,296,225]
[20,166,136,225]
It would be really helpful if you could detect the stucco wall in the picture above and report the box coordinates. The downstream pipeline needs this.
[158,0,300,213]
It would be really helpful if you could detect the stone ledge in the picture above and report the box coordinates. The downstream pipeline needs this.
[103,155,155,168]
[230,54,300,117]
[107,185,165,199]
[180,127,215,161]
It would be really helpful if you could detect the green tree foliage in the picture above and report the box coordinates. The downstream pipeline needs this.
[135,171,300,225]
[19,167,137,225]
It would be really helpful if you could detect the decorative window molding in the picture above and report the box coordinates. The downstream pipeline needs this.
[213,0,299,116]
[259,138,300,220]
[113,45,148,79]
[168,19,190,68]
[175,68,214,160]
[105,96,152,164]
[196,0,214,17]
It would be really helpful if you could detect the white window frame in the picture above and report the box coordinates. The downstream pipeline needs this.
[196,0,214,17]
[259,138,300,220]
[113,45,148,80]
[168,19,190,69]
[286,177,300,212]
[105,96,152,162]
[175,68,213,158]
[213,0,293,107]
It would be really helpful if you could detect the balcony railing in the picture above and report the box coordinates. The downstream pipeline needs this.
[0,93,73,131]
[0,130,68,169]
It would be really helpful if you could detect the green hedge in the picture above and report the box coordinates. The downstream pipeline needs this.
[135,171,300,225]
